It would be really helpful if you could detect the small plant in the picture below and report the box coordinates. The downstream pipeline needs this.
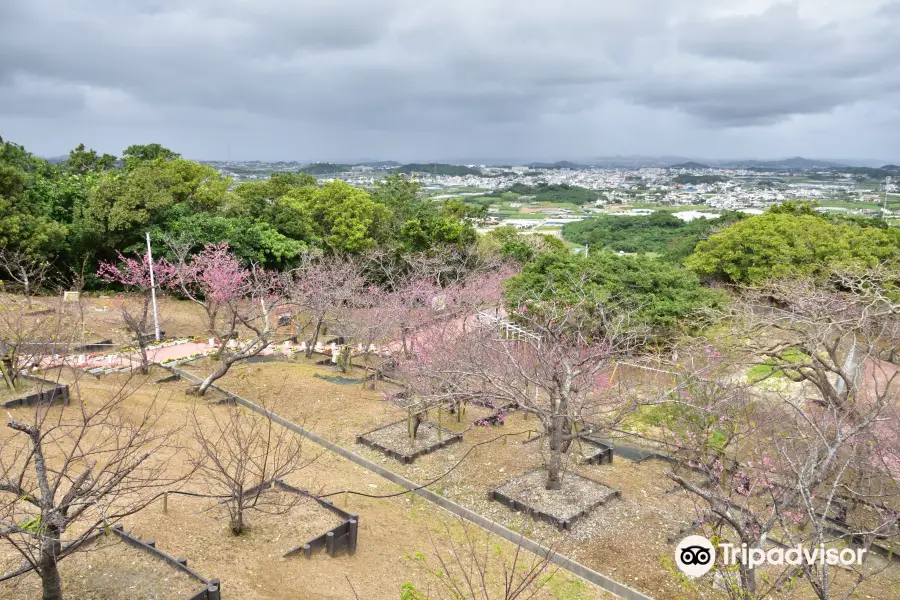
[400,582,426,600]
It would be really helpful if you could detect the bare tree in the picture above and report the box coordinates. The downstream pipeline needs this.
[165,243,283,395]
[0,297,70,391]
[187,403,309,536]
[0,250,51,306]
[0,378,185,600]
[403,519,558,600]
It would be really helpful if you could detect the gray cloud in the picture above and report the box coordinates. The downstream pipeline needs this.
[1,0,899,160]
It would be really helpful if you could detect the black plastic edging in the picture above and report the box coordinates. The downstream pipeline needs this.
[167,366,655,600]
[0,375,70,409]
[240,479,359,559]
[489,469,621,531]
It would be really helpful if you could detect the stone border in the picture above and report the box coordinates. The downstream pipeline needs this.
[0,524,220,600]
[0,375,69,409]
[165,366,655,600]
[489,469,620,531]
[356,419,463,464]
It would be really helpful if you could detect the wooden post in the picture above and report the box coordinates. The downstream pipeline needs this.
[162,492,168,514]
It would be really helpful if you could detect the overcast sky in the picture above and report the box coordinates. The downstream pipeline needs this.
[2,0,899,162]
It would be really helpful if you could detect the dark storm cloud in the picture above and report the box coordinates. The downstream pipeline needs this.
[2,0,900,159]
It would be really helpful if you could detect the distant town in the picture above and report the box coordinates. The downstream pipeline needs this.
[202,158,900,240]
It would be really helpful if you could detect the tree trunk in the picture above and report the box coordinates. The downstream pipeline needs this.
[738,561,757,599]
[230,508,244,536]
[305,317,323,358]
[408,412,424,441]
[137,342,149,375]
[39,533,63,600]
[0,358,15,390]
[194,360,232,396]
[545,415,572,491]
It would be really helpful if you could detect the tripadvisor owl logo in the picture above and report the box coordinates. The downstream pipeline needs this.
[675,535,716,578]
[675,534,867,579]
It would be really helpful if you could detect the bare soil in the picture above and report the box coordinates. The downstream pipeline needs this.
[0,536,204,600]
[192,360,900,600]
[0,364,614,600]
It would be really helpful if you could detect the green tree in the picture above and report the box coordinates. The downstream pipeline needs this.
[84,158,232,252]
[685,212,900,285]
[0,141,68,260]
[506,251,725,333]
[122,143,180,165]
[65,143,117,174]
[233,172,317,215]
[278,180,382,254]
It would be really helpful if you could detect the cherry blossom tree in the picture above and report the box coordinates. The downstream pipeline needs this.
[283,253,363,358]
[409,290,645,490]
[165,243,283,395]
[661,271,900,600]
[97,252,172,374]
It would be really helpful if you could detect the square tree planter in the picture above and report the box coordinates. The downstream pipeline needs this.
[242,480,360,559]
[577,435,614,465]
[522,432,614,465]
[489,469,620,531]
[0,375,69,409]
[356,419,462,464]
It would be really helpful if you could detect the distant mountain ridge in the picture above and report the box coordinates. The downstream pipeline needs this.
[670,161,711,169]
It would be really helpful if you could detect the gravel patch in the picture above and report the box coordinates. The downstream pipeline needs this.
[361,420,459,457]
[493,469,619,523]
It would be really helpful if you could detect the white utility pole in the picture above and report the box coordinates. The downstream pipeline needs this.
[884,176,892,218]
[146,232,161,342]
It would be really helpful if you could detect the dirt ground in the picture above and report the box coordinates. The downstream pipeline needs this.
[184,358,900,600]
[1,536,204,600]
[2,293,898,600]
[0,366,615,600]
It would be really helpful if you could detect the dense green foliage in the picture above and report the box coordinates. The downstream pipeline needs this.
[395,163,482,176]
[483,225,566,263]
[0,138,478,285]
[499,183,600,205]
[686,210,900,284]
[562,211,745,262]
[505,251,726,333]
